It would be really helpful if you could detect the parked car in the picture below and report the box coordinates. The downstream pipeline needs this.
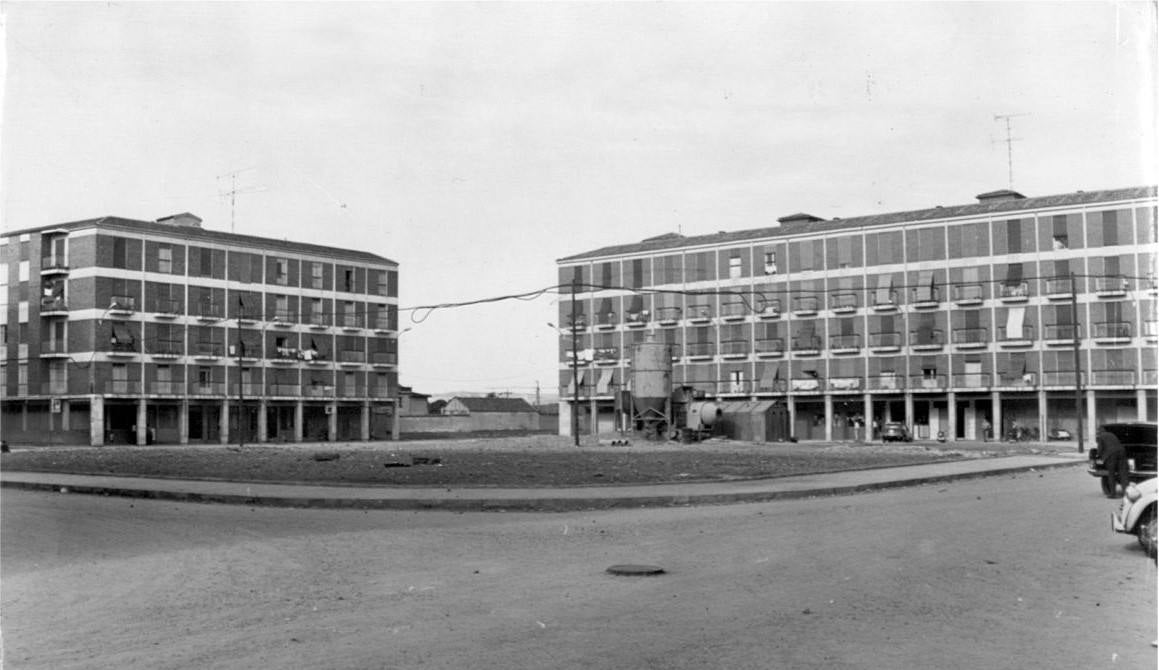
[1046,427,1072,441]
[880,422,912,443]
[1112,477,1157,559]
[1087,422,1158,496]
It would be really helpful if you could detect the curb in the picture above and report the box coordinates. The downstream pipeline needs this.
[0,459,1083,512]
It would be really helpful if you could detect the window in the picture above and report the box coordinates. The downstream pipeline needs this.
[376,271,388,295]
[0,263,7,286]
[729,255,742,279]
[1051,216,1068,250]
[18,260,29,282]
[157,365,171,383]
[158,246,172,273]
[343,269,355,292]
[311,262,324,289]
[763,251,777,275]
[198,367,211,385]
[199,248,213,276]
[275,295,289,319]
[387,270,398,297]
[113,238,128,269]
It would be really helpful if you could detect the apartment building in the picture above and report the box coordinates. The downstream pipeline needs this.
[556,186,1157,443]
[1,212,400,446]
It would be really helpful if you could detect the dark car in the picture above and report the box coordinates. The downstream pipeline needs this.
[1088,422,1158,496]
[881,422,912,443]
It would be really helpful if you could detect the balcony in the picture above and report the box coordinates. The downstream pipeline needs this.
[107,341,137,357]
[866,375,905,391]
[109,295,136,315]
[40,381,70,395]
[910,287,940,309]
[792,334,822,356]
[1092,321,1132,344]
[303,384,335,398]
[910,374,947,391]
[1044,277,1073,300]
[40,258,69,275]
[995,372,1037,389]
[952,284,985,306]
[952,327,989,349]
[40,340,69,358]
[339,385,366,398]
[1144,370,1159,387]
[951,373,990,390]
[149,381,183,395]
[106,380,142,395]
[719,301,748,322]
[754,337,785,357]
[189,381,225,396]
[655,307,682,325]
[909,329,945,350]
[149,340,183,358]
[594,312,618,330]
[1043,324,1081,344]
[827,377,862,392]
[40,297,69,316]
[306,313,330,329]
[624,311,650,328]
[270,347,301,363]
[686,303,713,324]
[154,298,182,318]
[1144,320,1159,342]
[717,380,753,395]
[871,290,899,311]
[370,314,392,332]
[997,325,1035,347]
[267,383,301,397]
[1041,371,1084,387]
[594,347,620,364]
[829,334,861,354]
[339,314,363,331]
[269,310,296,328]
[193,301,224,321]
[829,292,858,314]
[685,342,715,360]
[338,349,366,365]
[1094,276,1129,298]
[1090,369,1136,386]
[998,282,1030,302]
[756,299,782,319]
[755,378,788,393]
[371,351,398,366]
[192,342,224,359]
[719,339,749,359]
[868,332,903,352]
[790,377,823,393]
[368,386,393,399]
[791,296,820,316]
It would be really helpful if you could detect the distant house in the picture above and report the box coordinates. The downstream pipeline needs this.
[397,386,431,416]
[428,399,449,415]
[443,396,536,416]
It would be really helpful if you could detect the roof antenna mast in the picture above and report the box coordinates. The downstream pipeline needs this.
[217,167,266,233]
[993,113,1028,190]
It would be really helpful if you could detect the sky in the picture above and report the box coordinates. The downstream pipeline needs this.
[2,2,1155,399]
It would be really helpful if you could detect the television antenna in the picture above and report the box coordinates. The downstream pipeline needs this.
[217,167,267,232]
[993,113,1028,190]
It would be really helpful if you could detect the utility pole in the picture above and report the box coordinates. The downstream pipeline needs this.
[237,307,246,449]
[571,276,581,447]
[1070,273,1084,454]
[993,113,1028,190]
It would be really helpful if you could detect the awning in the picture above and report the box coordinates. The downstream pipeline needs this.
[596,368,613,394]
[915,271,934,301]
[758,362,781,391]
[1005,306,1026,339]
[566,369,586,395]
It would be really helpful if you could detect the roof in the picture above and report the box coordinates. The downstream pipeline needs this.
[558,185,1157,263]
[450,396,536,413]
[3,216,397,267]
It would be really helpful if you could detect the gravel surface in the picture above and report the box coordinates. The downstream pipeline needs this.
[0,434,1076,487]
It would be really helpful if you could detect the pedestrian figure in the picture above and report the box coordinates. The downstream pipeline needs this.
[1096,425,1128,498]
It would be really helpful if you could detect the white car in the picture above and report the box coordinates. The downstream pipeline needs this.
[1112,477,1157,559]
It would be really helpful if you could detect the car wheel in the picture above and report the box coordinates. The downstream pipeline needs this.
[1100,476,1115,496]
[1137,507,1157,559]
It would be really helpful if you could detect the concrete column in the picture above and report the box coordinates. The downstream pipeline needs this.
[136,398,148,445]
[590,387,598,438]
[1038,389,1049,439]
[1137,389,1148,422]
[360,401,370,441]
[948,391,958,441]
[390,401,400,441]
[89,395,104,447]
[257,400,268,443]
[904,392,914,432]
[293,401,304,443]
[559,402,572,438]
[61,400,70,437]
[1086,389,1097,444]
[863,392,873,442]
[787,396,797,440]
[327,403,338,442]
[179,400,189,445]
[991,390,1002,443]
[219,399,230,444]
[823,394,834,441]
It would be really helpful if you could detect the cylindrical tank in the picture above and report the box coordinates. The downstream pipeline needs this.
[687,401,721,430]
[631,341,672,417]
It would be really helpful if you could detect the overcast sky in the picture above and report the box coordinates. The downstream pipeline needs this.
[2,2,1155,398]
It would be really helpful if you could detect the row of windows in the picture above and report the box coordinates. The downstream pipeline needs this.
[560,206,1155,288]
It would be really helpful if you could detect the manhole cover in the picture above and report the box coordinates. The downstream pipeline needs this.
[606,564,665,576]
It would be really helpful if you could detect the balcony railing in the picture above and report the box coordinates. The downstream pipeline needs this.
[109,295,136,313]
[107,380,142,394]
[866,375,905,391]
[339,314,362,329]
[303,384,335,398]
[999,283,1030,300]
[40,381,70,395]
[868,332,903,350]
[827,376,862,391]
[952,284,985,304]
[1090,369,1136,386]
[371,351,398,365]
[338,349,366,363]
[40,297,68,313]
[830,292,858,312]
[1041,371,1085,386]
[339,385,366,398]
[594,312,618,329]
[754,338,785,356]
[154,298,182,316]
[193,301,224,319]
[1144,320,1159,339]
[40,340,68,355]
[267,383,301,397]
[1092,321,1132,340]
[625,310,650,327]
[40,258,69,274]
[995,373,1037,388]
[871,290,898,310]
[792,335,822,353]
[829,334,861,352]
[910,287,940,306]
[368,386,393,398]
[193,342,224,358]
[719,301,748,320]
[108,341,137,354]
[1043,324,1081,341]
[189,381,225,395]
[997,325,1035,343]
[909,329,945,348]
[655,307,682,323]
[594,347,620,363]
[756,298,781,318]
[1044,277,1072,297]
[951,373,989,389]
[790,377,823,392]
[910,374,947,390]
[1094,276,1129,295]
[719,339,749,357]
[686,304,712,322]
[791,296,820,314]
[717,380,753,394]
[370,314,391,331]
[307,313,330,328]
[149,381,183,395]
[952,327,989,346]
[685,342,715,358]
[755,378,788,393]
[149,339,184,357]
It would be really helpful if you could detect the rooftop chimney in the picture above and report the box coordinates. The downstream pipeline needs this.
[776,212,825,225]
[156,212,203,227]
[974,189,1026,204]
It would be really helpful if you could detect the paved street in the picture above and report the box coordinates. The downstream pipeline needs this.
[2,467,1155,670]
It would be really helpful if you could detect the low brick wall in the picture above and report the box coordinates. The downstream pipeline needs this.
[400,413,539,435]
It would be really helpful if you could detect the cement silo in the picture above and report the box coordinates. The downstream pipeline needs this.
[630,340,673,439]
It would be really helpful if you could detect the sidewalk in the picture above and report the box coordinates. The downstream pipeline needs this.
[0,453,1087,512]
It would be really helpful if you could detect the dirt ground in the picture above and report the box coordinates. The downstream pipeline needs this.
[0,434,1079,487]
